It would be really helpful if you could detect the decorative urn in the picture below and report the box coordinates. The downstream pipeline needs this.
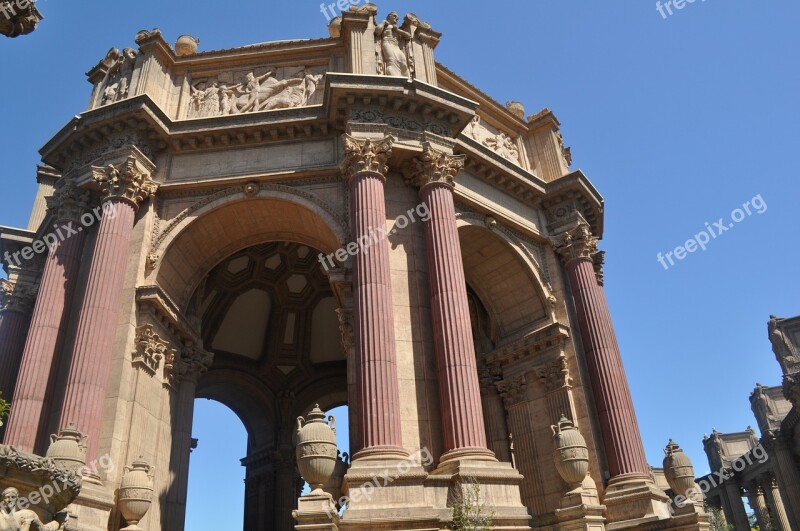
[175,35,199,56]
[46,423,87,473]
[551,415,590,490]
[663,440,696,498]
[296,405,338,495]
[118,457,155,531]
[506,101,526,120]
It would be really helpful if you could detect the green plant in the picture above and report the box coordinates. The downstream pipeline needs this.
[448,478,494,531]
[706,506,734,531]
[0,392,10,427]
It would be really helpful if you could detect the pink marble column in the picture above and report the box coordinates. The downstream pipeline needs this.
[341,134,405,459]
[58,158,158,465]
[4,181,90,451]
[0,281,36,404]
[554,223,650,482]
[406,143,492,460]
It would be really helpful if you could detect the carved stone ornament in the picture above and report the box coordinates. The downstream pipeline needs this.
[335,308,354,354]
[45,180,92,224]
[375,11,413,79]
[340,134,394,180]
[535,356,572,393]
[163,345,214,388]
[769,315,800,377]
[0,0,42,38]
[404,142,465,192]
[551,415,590,490]
[97,47,138,107]
[496,375,527,408]
[0,280,38,314]
[91,156,158,208]
[551,222,599,265]
[557,130,573,168]
[593,250,606,286]
[132,325,173,376]
[118,457,155,531]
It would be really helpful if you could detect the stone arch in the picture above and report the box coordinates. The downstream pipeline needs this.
[456,217,554,340]
[151,185,348,310]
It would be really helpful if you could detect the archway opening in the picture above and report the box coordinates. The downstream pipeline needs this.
[185,399,248,530]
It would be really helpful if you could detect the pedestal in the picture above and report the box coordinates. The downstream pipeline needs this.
[293,493,340,531]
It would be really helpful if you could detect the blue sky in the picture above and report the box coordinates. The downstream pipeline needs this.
[1,1,798,527]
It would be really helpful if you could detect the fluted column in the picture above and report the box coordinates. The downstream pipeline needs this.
[341,134,405,459]
[164,345,213,530]
[58,156,158,466]
[723,480,750,531]
[4,181,89,451]
[763,430,800,526]
[746,481,772,531]
[405,143,492,460]
[0,280,36,405]
[479,376,511,463]
[497,375,546,515]
[763,474,791,531]
[553,222,650,483]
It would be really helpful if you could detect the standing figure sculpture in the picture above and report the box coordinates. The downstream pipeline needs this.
[0,488,60,531]
[375,12,412,78]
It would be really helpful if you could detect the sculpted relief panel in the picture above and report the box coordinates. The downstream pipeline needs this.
[187,66,326,118]
[465,115,523,166]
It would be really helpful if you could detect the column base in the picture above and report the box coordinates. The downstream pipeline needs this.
[602,475,671,529]
[293,492,340,531]
[350,445,409,461]
[341,456,441,530]
[430,457,532,530]
[439,447,497,464]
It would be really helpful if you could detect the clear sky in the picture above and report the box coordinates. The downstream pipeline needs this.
[1,1,798,527]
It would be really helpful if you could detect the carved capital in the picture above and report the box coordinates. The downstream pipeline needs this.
[593,250,605,286]
[534,356,572,393]
[340,134,394,181]
[45,180,92,223]
[164,344,214,388]
[496,375,527,409]
[132,325,173,376]
[91,155,158,209]
[403,142,465,193]
[335,308,354,354]
[551,222,598,265]
[0,279,38,314]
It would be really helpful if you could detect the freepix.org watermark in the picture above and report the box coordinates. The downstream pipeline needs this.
[14,453,115,511]
[656,0,707,20]
[2,202,117,269]
[319,0,366,22]
[318,202,431,271]
[0,0,34,21]
[656,194,767,271]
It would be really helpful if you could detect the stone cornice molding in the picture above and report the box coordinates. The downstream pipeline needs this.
[91,154,159,210]
[340,134,394,181]
[486,322,570,367]
[403,142,465,194]
[135,285,202,345]
[45,179,92,223]
[0,278,38,314]
[551,221,599,266]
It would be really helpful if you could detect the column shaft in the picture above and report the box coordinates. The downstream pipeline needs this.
[0,310,31,401]
[723,481,750,531]
[164,377,196,531]
[565,257,650,480]
[350,170,404,454]
[747,484,771,531]
[59,198,136,462]
[421,182,489,456]
[764,476,791,531]
[4,228,86,451]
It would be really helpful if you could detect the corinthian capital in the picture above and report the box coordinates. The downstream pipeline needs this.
[340,134,394,181]
[164,344,214,388]
[45,179,91,223]
[91,155,158,209]
[496,375,527,408]
[551,222,598,265]
[0,279,38,314]
[404,142,465,192]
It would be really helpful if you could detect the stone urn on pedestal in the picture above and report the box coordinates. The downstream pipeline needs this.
[293,405,340,530]
[175,35,199,56]
[551,415,605,527]
[46,423,87,474]
[117,457,154,531]
[663,440,703,511]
